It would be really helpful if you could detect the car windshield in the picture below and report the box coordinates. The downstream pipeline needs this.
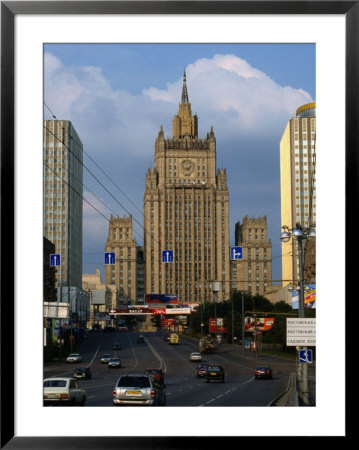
[117,376,150,388]
[44,380,67,387]
[208,366,221,371]
[110,359,120,362]
[69,354,79,357]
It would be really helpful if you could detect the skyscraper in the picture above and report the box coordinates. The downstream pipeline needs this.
[143,71,230,304]
[43,120,83,289]
[279,102,316,285]
[234,216,272,296]
[104,214,144,304]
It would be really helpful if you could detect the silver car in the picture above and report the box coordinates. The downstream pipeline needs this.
[100,354,112,364]
[66,353,82,363]
[108,358,121,368]
[112,374,166,406]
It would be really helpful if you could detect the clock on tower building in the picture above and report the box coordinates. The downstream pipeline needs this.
[143,71,230,304]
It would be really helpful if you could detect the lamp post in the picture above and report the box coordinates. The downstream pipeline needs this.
[280,222,315,406]
[241,290,245,358]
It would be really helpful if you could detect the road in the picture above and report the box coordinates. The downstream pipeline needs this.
[44,331,297,407]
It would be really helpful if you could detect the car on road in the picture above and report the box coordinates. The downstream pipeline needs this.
[100,354,112,364]
[144,369,165,385]
[43,377,86,406]
[205,365,225,383]
[73,367,91,379]
[118,326,128,332]
[66,353,82,363]
[137,336,145,343]
[190,352,202,362]
[196,364,209,377]
[254,366,273,379]
[112,374,166,406]
[113,343,121,350]
[108,358,122,368]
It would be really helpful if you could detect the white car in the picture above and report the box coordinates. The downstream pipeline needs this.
[43,377,86,406]
[190,352,202,361]
[66,353,82,363]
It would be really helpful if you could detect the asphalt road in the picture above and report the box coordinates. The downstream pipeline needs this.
[44,331,297,407]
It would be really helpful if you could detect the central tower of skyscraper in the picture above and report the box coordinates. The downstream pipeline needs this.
[144,72,230,304]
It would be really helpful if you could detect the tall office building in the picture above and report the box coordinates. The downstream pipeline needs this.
[143,71,230,304]
[104,215,144,304]
[279,102,316,286]
[43,120,83,289]
[233,216,272,296]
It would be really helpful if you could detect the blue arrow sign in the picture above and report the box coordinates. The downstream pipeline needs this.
[105,252,115,265]
[299,349,313,363]
[162,250,174,263]
[230,246,243,260]
[50,253,61,266]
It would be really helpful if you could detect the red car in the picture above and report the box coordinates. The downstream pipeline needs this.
[144,369,165,385]
[254,366,273,379]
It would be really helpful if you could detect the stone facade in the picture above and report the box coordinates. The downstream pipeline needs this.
[233,216,272,296]
[143,71,230,304]
[104,215,145,304]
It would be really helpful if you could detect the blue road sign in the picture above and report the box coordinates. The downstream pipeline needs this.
[162,250,174,263]
[50,253,61,266]
[230,246,243,260]
[299,349,313,363]
[105,252,115,265]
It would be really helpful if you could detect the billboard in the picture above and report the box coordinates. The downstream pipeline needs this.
[291,284,316,309]
[145,294,178,305]
[92,290,106,305]
[245,317,275,332]
[209,318,228,333]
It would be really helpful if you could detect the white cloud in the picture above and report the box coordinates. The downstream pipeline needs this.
[44,51,313,277]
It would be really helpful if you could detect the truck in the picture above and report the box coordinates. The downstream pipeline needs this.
[169,333,179,344]
[199,334,216,354]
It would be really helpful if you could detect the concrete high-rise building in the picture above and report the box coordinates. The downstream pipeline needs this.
[43,120,83,289]
[233,216,272,296]
[104,215,144,305]
[279,102,316,286]
[143,71,230,304]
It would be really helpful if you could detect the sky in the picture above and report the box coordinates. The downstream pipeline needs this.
[43,43,316,286]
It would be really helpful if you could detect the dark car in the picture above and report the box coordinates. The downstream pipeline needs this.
[113,343,121,350]
[137,336,145,343]
[254,366,273,379]
[196,364,209,378]
[205,365,225,383]
[144,369,165,385]
[73,367,91,379]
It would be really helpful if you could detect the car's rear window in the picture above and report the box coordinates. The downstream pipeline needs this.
[208,367,221,371]
[117,376,150,388]
[44,380,67,387]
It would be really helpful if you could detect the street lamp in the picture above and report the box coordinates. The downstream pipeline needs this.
[280,222,315,406]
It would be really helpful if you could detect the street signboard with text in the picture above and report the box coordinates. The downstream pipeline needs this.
[286,318,316,346]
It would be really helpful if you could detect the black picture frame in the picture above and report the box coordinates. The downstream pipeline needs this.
[1,1,353,447]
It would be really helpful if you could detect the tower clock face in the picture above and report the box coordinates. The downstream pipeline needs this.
[181,159,195,176]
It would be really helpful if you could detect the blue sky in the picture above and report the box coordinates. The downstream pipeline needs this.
[44,43,315,286]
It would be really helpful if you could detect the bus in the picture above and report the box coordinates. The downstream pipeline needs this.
[169,333,179,344]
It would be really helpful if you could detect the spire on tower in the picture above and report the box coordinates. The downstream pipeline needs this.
[181,69,189,104]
